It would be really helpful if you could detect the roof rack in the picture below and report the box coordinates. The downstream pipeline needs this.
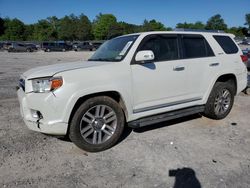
[174,28,225,33]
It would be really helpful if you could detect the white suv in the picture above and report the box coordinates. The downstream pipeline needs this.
[17,31,248,152]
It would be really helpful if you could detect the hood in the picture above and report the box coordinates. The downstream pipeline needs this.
[22,60,114,79]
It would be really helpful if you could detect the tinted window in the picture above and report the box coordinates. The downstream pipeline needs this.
[182,35,214,58]
[213,35,238,54]
[139,35,179,61]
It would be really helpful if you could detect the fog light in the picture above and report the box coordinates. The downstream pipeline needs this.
[31,110,43,119]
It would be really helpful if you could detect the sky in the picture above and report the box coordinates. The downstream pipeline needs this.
[0,0,249,28]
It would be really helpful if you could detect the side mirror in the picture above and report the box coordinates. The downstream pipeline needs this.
[135,50,155,63]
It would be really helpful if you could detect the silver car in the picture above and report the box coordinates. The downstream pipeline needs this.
[8,42,36,52]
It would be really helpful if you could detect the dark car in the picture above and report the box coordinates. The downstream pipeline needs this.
[73,42,95,51]
[0,42,4,50]
[8,42,37,52]
[42,42,72,52]
[25,43,38,51]
[92,42,103,49]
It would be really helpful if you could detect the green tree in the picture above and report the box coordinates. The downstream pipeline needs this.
[75,14,93,40]
[119,22,141,34]
[245,13,250,29]
[176,22,192,29]
[142,19,166,31]
[206,14,227,31]
[192,21,205,29]
[58,14,78,41]
[0,17,5,36]
[3,18,25,40]
[93,14,117,40]
[106,22,124,39]
[226,27,244,37]
[176,21,205,29]
[33,19,57,41]
[23,24,35,40]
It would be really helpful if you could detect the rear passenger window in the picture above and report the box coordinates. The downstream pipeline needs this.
[182,35,214,58]
[213,35,238,54]
[139,35,179,61]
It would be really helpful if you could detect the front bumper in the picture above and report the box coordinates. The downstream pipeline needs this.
[17,88,68,135]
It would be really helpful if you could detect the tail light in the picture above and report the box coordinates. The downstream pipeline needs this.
[241,55,248,64]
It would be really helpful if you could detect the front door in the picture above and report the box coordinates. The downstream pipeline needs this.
[131,34,191,113]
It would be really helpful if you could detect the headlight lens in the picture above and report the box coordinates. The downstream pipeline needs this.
[32,77,63,93]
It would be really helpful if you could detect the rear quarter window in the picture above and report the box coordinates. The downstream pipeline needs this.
[213,35,238,54]
[182,35,214,59]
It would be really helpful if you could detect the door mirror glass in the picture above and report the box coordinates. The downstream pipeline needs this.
[135,50,155,63]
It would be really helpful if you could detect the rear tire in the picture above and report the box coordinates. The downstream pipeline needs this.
[69,96,125,152]
[204,81,235,120]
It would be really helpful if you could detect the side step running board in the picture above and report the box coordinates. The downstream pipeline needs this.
[128,105,205,128]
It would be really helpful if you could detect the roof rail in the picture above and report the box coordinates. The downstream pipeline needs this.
[174,28,225,33]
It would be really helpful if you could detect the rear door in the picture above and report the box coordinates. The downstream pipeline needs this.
[179,34,218,99]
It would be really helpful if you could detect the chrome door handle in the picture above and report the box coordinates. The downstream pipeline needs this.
[173,66,185,71]
[209,63,219,67]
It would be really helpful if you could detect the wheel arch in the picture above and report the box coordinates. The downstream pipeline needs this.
[215,73,237,95]
[67,91,129,134]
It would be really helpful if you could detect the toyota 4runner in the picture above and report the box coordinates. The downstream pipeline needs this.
[17,31,248,152]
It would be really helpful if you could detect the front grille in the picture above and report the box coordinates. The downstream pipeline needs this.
[19,78,25,92]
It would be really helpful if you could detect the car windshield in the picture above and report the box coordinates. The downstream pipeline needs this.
[89,35,139,62]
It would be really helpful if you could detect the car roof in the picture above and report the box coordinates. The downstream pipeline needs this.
[120,31,235,38]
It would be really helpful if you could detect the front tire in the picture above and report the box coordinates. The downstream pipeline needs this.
[69,96,125,152]
[204,81,235,120]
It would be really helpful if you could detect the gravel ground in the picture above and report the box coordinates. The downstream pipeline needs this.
[0,51,250,188]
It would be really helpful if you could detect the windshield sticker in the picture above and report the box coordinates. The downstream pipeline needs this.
[119,41,133,56]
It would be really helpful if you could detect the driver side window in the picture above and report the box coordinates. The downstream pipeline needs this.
[139,35,179,62]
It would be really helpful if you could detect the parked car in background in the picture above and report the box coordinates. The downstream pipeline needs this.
[241,39,250,45]
[73,42,94,51]
[92,42,103,50]
[0,42,4,50]
[242,49,250,70]
[8,42,37,52]
[42,42,72,52]
[3,42,12,50]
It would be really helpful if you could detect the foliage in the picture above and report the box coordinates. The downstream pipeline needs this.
[0,17,5,36]
[33,19,57,41]
[76,14,93,40]
[206,14,227,31]
[1,18,25,40]
[226,27,244,37]
[93,14,117,40]
[245,13,250,29]
[142,19,166,31]
[0,13,249,41]
[176,21,205,29]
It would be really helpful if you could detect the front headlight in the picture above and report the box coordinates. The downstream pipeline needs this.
[32,77,63,93]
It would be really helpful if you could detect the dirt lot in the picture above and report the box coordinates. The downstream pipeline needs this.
[0,51,250,188]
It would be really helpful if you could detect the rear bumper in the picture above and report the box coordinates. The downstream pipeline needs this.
[17,88,68,135]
